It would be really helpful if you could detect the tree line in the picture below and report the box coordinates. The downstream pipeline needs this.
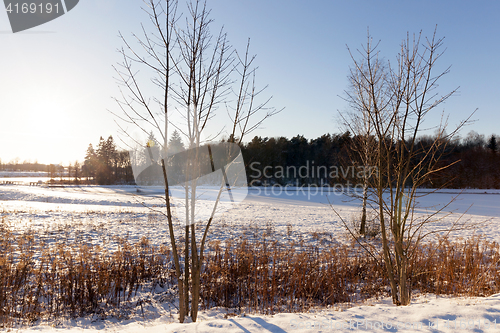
[0,160,48,172]
[1,130,497,188]
[82,136,134,185]
[241,131,500,189]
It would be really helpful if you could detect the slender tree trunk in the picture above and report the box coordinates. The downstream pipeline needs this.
[378,144,399,305]
[394,192,411,305]
[398,249,410,305]
[395,218,410,305]
[379,196,399,304]
[183,179,192,318]
[184,224,190,316]
[360,182,368,235]
[161,160,185,322]
[360,137,371,235]
[191,224,200,321]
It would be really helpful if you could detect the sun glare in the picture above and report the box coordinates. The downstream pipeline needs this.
[7,96,82,164]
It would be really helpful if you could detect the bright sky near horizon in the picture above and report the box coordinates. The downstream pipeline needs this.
[1,0,499,165]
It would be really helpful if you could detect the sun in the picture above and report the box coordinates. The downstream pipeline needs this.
[9,96,82,164]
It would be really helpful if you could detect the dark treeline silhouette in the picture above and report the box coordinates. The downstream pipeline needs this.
[0,160,68,182]
[241,131,500,189]
[2,131,497,188]
[83,136,135,185]
[0,161,47,172]
[242,133,351,186]
[430,131,500,189]
[0,136,135,185]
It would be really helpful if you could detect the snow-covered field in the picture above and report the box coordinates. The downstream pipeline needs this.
[1,184,500,332]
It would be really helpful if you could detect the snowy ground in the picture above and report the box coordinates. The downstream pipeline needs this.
[8,293,500,332]
[1,184,500,332]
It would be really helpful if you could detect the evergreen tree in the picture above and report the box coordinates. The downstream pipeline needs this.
[166,130,186,184]
[96,136,118,184]
[168,130,185,154]
[83,136,135,185]
[83,144,97,182]
[487,134,498,153]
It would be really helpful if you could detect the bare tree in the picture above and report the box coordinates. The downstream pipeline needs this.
[337,28,474,305]
[112,0,280,322]
[340,38,385,234]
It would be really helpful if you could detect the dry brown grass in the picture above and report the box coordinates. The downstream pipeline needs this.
[200,238,385,314]
[201,236,500,314]
[1,221,500,327]
[411,236,500,297]
[0,227,174,327]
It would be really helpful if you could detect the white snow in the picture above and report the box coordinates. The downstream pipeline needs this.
[1,184,500,332]
[12,294,500,332]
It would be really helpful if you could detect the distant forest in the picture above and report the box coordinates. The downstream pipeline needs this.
[241,131,500,189]
[0,136,135,185]
[1,131,498,189]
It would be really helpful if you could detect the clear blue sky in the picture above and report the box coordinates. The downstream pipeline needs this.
[1,0,499,164]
